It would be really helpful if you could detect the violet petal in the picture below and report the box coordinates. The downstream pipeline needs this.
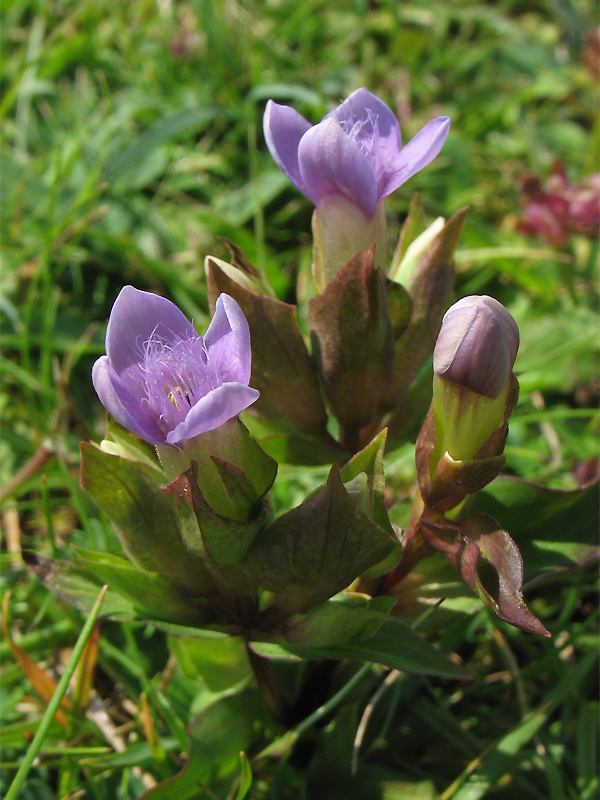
[380,116,451,198]
[92,356,166,444]
[105,286,196,376]
[263,100,312,195]
[166,383,260,445]
[298,117,378,217]
[204,294,252,385]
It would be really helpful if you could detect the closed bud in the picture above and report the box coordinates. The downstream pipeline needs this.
[416,296,520,510]
[434,295,519,400]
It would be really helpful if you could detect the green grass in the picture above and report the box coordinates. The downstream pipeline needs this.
[1,0,598,798]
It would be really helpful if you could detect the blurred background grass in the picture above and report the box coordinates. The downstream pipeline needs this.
[1,1,598,798]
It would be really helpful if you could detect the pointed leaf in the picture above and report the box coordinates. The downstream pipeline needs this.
[207,257,329,436]
[26,549,210,625]
[282,596,394,646]
[308,245,395,445]
[420,513,550,636]
[252,617,468,679]
[244,465,396,614]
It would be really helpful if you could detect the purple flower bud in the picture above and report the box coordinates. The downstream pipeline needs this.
[92,287,259,446]
[264,88,450,219]
[434,296,519,399]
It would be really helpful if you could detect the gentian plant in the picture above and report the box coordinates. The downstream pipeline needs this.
[31,86,583,798]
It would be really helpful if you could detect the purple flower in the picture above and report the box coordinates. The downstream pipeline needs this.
[264,88,450,219]
[92,287,259,446]
[434,296,519,399]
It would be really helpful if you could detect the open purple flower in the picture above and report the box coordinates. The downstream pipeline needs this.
[92,287,259,446]
[264,88,450,219]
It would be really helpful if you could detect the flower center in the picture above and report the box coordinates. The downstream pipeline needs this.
[339,109,383,183]
[140,329,221,433]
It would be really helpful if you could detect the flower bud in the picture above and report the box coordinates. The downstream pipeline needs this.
[426,296,519,474]
[433,295,519,400]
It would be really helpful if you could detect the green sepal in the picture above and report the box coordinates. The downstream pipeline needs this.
[157,419,277,520]
[339,428,394,535]
[388,191,427,278]
[308,245,395,449]
[101,416,164,474]
[244,465,396,615]
[386,206,469,412]
[167,467,269,565]
[80,442,215,595]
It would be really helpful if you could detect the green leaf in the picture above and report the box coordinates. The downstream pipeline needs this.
[282,596,394,647]
[169,634,251,691]
[80,443,215,596]
[234,752,253,800]
[138,691,269,800]
[252,617,468,680]
[26,549,209,626]
[245,466,396,614]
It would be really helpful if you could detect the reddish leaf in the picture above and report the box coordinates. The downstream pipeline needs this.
[308,245,394,448]
[420,513,550,636]
[207,257,330,437]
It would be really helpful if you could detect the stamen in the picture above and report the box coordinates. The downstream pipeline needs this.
[138,327,221,435]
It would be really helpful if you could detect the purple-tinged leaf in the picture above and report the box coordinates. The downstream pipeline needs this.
[308,245,394,449]
[245,465,396,616]
[420,513,550,636]
[207,256,331,438]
